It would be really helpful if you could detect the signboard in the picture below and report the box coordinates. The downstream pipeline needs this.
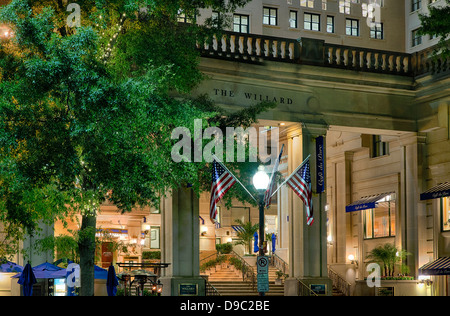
[310,284,327,295]
[376,287,394,296]
[257,256,269,274]
[316,136,325,193]
[257,256,270,293]
[257,273,269,293]
[179,284,198,296]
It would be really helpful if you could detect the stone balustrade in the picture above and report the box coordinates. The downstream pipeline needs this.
[198,29,449,78]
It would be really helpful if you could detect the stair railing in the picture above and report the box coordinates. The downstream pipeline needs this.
[201,275,221,296]
[270,253,288,275]
[328,267,351,296]
[297,279,319,296]
[229,250,256,291]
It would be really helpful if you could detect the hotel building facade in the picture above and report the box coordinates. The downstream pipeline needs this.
[2,0,450,296]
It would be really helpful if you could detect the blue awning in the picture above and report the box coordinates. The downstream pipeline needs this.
[420,182,450,201]
[346,192,393,213]
[419,257,450,275]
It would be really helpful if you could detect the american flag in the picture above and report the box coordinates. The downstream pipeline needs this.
[264,145,284,208]
[209,160,236,223]
[287,158,313,226]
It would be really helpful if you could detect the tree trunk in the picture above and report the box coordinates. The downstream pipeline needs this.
[78,213,97,296]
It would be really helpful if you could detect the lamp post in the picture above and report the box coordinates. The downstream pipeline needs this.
[253,165,270,296]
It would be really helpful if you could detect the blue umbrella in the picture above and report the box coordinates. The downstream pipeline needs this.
[253,231,259,253]
[17,263,37,296]
[0,261,23,273]
[272,233,276,254]
[106,265,119,296]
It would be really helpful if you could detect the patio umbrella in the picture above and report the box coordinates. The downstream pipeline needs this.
[106,265,119,296]
[17,263,37,296]
[272,233,276,254]
[253,231,259,253]
[0,261,23,273]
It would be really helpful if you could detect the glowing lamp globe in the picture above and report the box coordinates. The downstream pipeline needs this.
[253,166,270,191]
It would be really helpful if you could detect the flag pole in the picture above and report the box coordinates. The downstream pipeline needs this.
[270,154,311,198]
[212,155,258,203]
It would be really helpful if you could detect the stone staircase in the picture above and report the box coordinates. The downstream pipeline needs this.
[208,265,284,296]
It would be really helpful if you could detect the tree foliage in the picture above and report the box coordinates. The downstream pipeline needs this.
[419,0,450,57]
[0,0,274,293]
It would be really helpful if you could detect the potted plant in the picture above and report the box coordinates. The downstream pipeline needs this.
[275,270,285,285]
[233,219,259,256]
[366,243,411,278]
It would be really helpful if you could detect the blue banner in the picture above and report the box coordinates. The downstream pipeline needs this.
[316,136,325,193]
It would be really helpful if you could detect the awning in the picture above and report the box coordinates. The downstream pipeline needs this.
[420,182,450,201]
[419,257,450,276]
[346,192,393,213]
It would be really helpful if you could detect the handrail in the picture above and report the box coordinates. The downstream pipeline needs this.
[201,275,221,296]
[297,279,319,296]
[230,251,256,291]
[328,267,351,296]
[271,253,288,275]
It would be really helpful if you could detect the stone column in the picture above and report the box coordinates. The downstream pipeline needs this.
[285,124,332,295]
[160,186,205,296]
[399,133,427,277]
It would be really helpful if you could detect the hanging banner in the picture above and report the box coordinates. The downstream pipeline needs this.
[316,136,325,193]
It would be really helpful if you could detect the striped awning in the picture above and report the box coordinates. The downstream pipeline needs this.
[420,182,450,201]
[231,225,245,233]
[346,192,393,213]
[419,257,450,275]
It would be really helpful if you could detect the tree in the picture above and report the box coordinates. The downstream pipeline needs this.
[233,219,259,255]
[0,0,273,295]
[419,0,450,57]
[366,243,411,277]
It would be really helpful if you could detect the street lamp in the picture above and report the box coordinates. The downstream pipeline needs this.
[253,165,270,296]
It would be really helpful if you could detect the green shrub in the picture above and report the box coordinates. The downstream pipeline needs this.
[142,251,161,260]
[216,243,233,254]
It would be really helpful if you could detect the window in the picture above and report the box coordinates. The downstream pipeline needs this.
[304,13,320,31]
[233,14,249,33]
[370,22,383,39]
[339,0,351,14]
[364,194,396,239]
[346,18,359,36]
[211,11,220,27]
[177,10,194,23]
[263,7,277,26]
[301,0,314,8]
[412,0,421,11]
[150,226,160,249]
[289,11,298,28]
[442,197,450,232]
[412,28,422,47]
[327,16,335,33]
[371,135,389,158]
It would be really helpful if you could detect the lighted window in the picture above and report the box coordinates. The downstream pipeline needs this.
[370,22,383,39]
[442,197,450,232]
[327,16,335,33]
[346,18,359,36]
[364,194,396,239]
[263,7,277,26]
[301,0,314,8]
[234,14,249,33]
[290,11,298,28]
[150,226,160,249]
[304,13,320,31]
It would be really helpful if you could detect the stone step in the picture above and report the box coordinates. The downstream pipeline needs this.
[210,281,284,296]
